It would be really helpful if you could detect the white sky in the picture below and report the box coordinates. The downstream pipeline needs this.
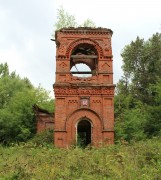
[0,0,161,97]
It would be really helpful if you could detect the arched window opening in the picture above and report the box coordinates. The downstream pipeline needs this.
[70,63,92,78]
[77,120,91,148]
[70,43,98,78]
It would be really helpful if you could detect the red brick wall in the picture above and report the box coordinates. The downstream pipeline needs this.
[54,28,115,148]
[36,113,54,133]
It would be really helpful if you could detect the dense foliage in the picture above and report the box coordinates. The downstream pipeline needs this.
[0,63,54,144]
[0,138,161,179]
[115,33,161,141]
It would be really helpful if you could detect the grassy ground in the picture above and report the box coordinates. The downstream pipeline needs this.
[0,138,161,180]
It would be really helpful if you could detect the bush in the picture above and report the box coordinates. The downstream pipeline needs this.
[29,130,54,146]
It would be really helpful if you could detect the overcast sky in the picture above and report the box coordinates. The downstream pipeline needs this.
[0,0,161,97]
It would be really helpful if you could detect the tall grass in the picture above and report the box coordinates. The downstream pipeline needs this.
[0,138,161,179]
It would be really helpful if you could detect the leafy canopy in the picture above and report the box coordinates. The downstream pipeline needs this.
[115,33,161,142]
[0,63,54,144]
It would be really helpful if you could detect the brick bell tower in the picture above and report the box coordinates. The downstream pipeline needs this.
[53,27,115,148]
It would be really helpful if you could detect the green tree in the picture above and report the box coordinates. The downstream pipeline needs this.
[115,32,161,141]
[143,81,161,137]
[80,18,96,27]
[121,33,161,104]
[54,6,96,31]
[115,100,147,142]
[54,6,77,30]
[35,85,55,113]
[0,63,54,144]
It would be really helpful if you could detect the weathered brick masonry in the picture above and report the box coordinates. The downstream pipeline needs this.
[33,104,54,133]
[53,27,115,148]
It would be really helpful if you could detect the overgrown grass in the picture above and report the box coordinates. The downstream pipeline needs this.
[0,138,161,179]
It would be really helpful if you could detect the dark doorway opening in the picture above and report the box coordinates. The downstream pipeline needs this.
[77,120,91,147]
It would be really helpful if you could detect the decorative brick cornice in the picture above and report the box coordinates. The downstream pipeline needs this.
[55,27,113,38]
[54,86,114,96]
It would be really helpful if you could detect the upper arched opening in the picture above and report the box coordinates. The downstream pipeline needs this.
[70,43,98,77]
[72,43,98,56]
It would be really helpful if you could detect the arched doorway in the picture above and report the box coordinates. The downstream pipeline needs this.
[77,120,92,147]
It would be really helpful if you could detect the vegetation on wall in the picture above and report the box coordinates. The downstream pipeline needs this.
[54,6,96,31]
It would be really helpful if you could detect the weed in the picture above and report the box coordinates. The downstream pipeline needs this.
[0,138,161,179]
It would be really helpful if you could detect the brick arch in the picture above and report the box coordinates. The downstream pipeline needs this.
[76,117,93,127]
[66,108,103,126]
[66,108,103,146]
[66,38,103,58]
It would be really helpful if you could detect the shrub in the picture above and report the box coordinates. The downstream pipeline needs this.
[29,130,54,146]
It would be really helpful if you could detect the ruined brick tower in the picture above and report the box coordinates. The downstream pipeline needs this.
[53,27,115,148]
